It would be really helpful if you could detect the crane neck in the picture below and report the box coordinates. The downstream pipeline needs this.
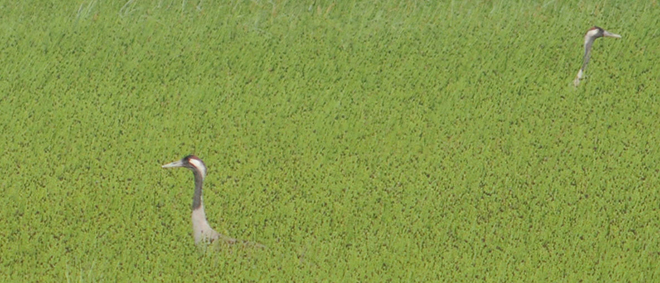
[192,170,204,210]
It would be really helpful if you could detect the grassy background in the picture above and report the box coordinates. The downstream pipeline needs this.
[1,0,659,281]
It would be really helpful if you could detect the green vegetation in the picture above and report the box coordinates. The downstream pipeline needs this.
[1,0,659,281]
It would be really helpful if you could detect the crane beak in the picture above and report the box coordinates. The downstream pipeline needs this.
[162,160,184,168]
[603,30,621,39]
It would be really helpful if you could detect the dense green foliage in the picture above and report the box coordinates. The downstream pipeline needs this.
[1,0,659,281]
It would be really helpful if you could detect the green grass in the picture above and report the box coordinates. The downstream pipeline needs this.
[1,0,659,281]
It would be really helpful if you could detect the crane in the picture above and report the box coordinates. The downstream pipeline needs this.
[573,26,621,87]
[162,155,264,248]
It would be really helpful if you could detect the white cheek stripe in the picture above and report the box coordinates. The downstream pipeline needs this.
[189,159,206,177]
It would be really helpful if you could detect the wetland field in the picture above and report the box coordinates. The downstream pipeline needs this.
[1,0,659,281]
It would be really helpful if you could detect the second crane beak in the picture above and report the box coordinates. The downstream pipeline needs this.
[603,30,622,39]
[162,160,184,168]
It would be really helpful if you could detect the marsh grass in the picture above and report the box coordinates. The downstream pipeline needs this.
[1,0,659,281]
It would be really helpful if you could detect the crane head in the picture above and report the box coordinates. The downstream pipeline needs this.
[162,155,207,177]
[585,26,621,43]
